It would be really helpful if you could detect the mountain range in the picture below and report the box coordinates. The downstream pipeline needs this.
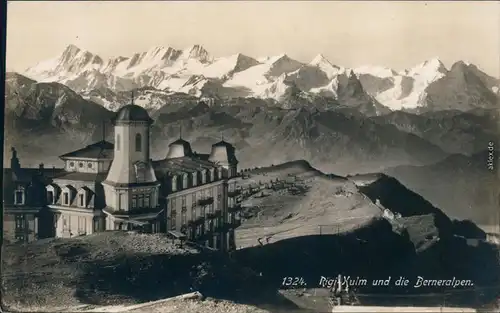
[22,44,499,114]
[4,44,500,226]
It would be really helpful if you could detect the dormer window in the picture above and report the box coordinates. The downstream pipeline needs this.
[201,170,207,184]
[192,172,198,187]
[63,192,69,205]
[47,191,54,204]
[171,175,178,192]
[46,184,59,205]
[77,187,91,208]
[62,185,76,206]
[14,187,25,205]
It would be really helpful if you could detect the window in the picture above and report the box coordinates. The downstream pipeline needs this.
[218,167,223,179]
[88,162,93,169]
[14,190,24,205]
[15,234,25,242]
[138,194,144,207]
[181,196,186,210]
[62,216,68,231]
[15,214,25,230]
[69,161,75,168]
[63,192,69,205]
[78,217,86,234]
[135,162,147,183]
[191,194,197,219]
[208,189,214,213]
[213,168,218,180]
[170,210,176,230]
[116,134,121,151]
[171,176,177,192]
[47,191,54,204]
[132,195,137,208]
[217,185,222,202]
[145,194,151,207]
[78,194,85,207]
[181,210,187,226]
[135,133,142,152]
[93,217,100,232]
[183,174,188,189]
[79,162,84,168]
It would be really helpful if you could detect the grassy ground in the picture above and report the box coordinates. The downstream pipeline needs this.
[1,231,298,312]
[233,161,382,248]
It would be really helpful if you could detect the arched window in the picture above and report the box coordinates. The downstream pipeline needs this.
[116,134,121,151]
[135,133,142,152]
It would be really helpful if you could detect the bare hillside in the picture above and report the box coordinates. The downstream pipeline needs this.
[233,161,382,248]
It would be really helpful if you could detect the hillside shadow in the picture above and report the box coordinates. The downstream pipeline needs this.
[234,218,500,308]
[67,248,301,311]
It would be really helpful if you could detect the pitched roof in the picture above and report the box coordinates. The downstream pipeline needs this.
[59,140,114,159]
[53,172,108,182]
[153,156,218,177]
[3,167,64,207]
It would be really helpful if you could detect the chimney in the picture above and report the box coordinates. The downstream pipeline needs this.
[10,147,20,171]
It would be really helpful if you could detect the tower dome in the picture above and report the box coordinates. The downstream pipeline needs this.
[113,104,153,124]
[166,138,193,158]
[209,140,237,165]
[209,140,238,178]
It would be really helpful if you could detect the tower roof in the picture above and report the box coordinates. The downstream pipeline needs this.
[167,138,193,158]
[209,140,238,164]
[59,140,114,159]
[113,105,153,124]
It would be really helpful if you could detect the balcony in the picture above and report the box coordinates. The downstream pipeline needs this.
[198,197,214,206]
[228,204,243,213]
[228,189,241,198]
[206,210,222,219]
[188,216,205,226]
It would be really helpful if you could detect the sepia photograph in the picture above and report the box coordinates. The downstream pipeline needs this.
[2,1,500,312]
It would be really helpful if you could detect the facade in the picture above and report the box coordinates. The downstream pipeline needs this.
[3,102,242,251]
[3,148,65,243]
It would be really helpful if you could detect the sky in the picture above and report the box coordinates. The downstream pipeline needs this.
[5,1,500,76]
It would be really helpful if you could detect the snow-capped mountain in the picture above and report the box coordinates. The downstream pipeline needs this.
[22,44,499,113]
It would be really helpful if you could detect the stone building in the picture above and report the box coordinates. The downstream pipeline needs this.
[3,102,242,251]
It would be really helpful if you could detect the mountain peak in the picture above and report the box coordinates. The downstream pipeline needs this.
[405,57,448,80]
[310,54,331,66]
[182,44,211,63]
[63,44,81,54]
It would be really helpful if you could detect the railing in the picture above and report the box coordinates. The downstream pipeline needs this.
[228,189,241,197]
[190,216,205,226]
[206,210,222,219]
[228,204,243,213]
[198,197,214,206]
